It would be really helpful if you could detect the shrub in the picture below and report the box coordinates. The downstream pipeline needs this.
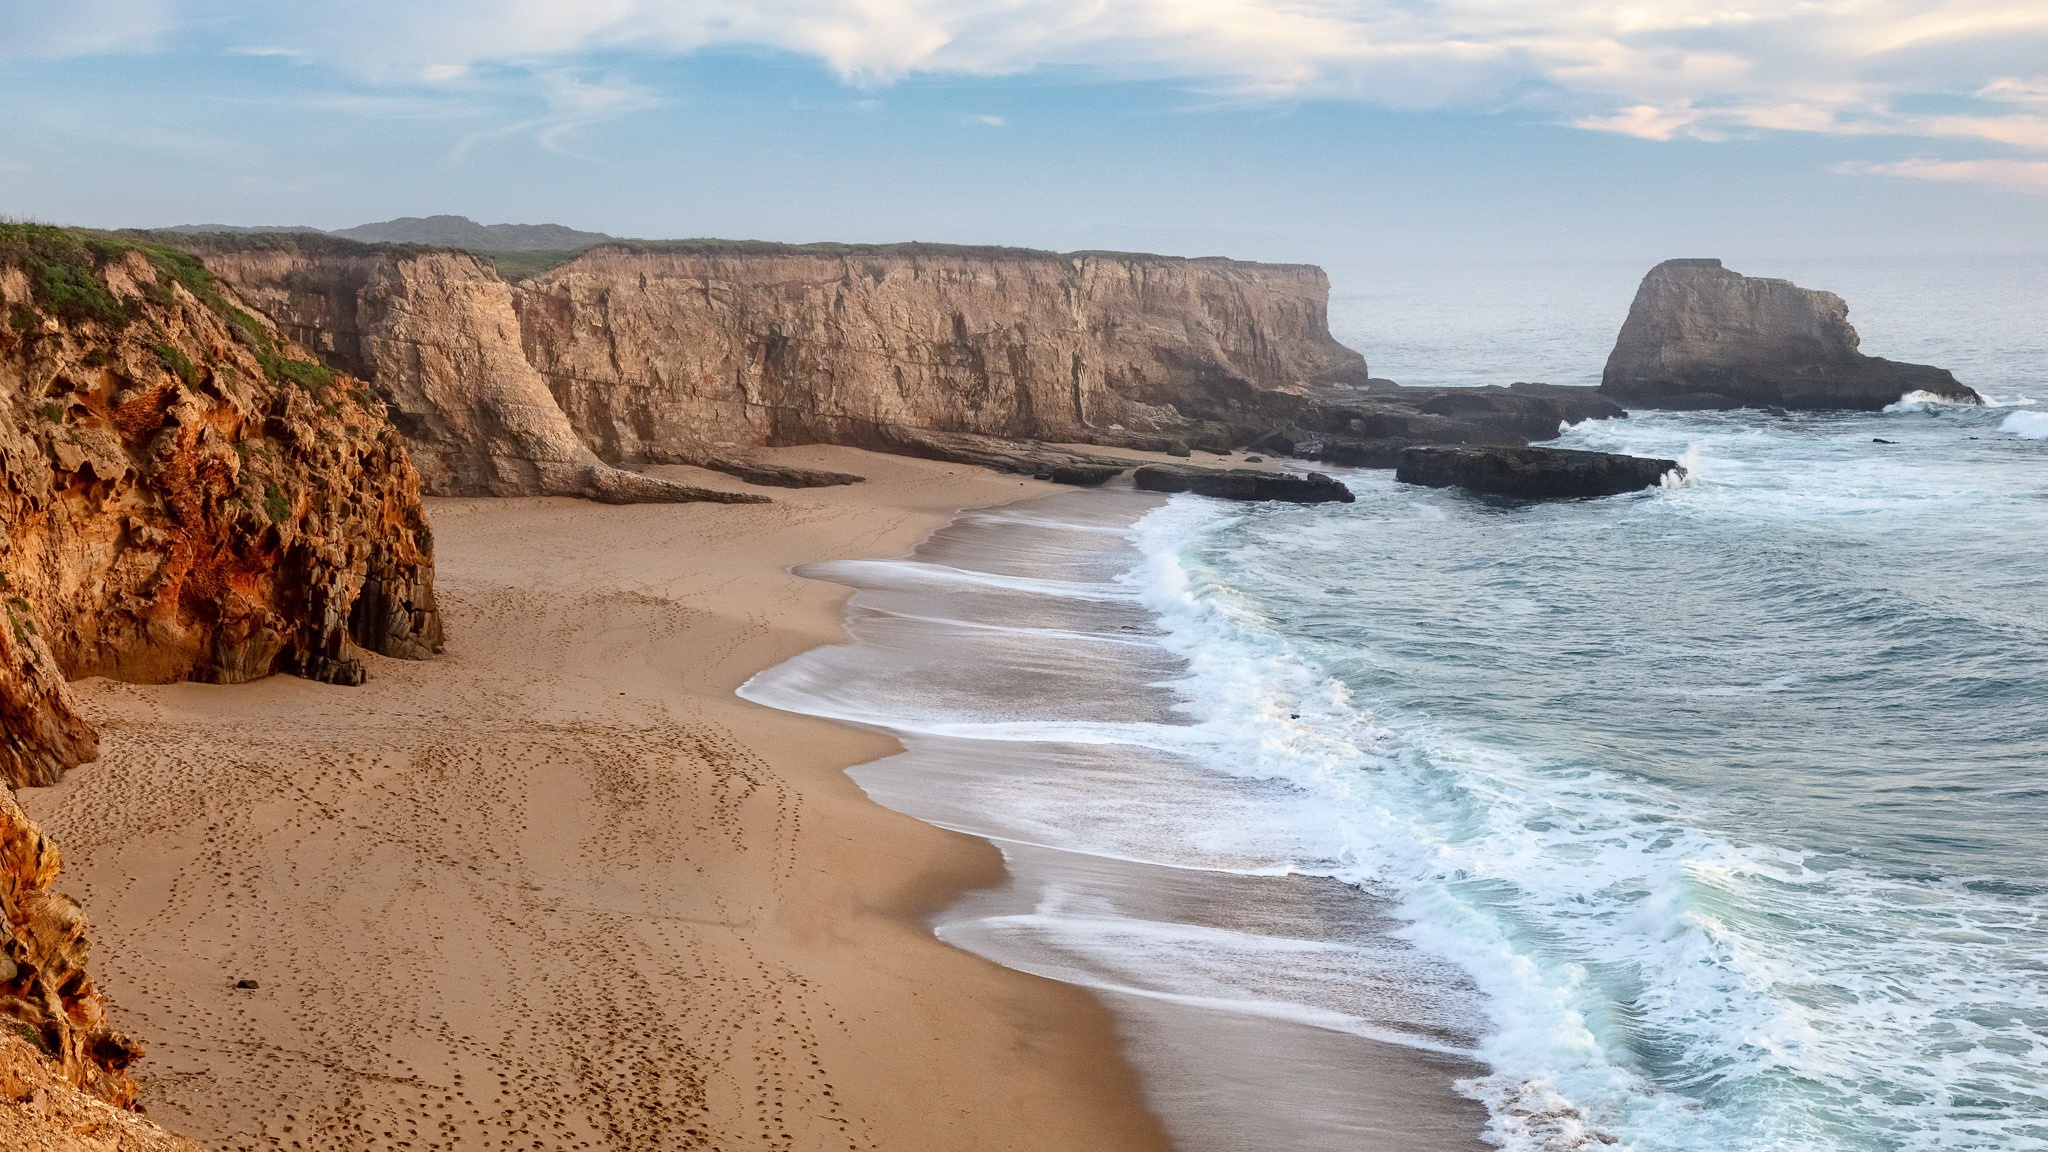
[263,479,290,524]
[0,223,130,326]
[156,342,197,385]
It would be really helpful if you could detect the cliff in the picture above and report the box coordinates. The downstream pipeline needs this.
[186,238,760,504]
[1600,259,1979,411]
[166,232,1621,488]
[2,226,444,786]
[1,788,201,1151]
[515,243,1369,462]
[0,224,445,1145]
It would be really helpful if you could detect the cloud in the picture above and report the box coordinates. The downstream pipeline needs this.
[23,1,2048,162]
[449,71,663,161]
[1837,157,2048,192]
[1574,104,1710,142]
[962,113,1004,127]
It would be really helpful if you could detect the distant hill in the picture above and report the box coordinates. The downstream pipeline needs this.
[161,223,327,235]
[329,215,619,251]
[155,215,620,253]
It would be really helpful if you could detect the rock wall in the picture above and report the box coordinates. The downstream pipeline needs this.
[172,233,1630,484]
[1,230,443,787]
[191,240,760,505]
[514,245,1369,464]
[1600,258,1979,410]
[180,236,1373,476]
[0,225,449,1145]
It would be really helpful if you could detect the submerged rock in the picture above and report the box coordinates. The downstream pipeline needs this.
[1133,464,1354,503]
[1600,259,1979,411]
[1395,445,1680,499]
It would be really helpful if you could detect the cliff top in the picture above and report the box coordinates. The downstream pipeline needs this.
[126,225,1322,276]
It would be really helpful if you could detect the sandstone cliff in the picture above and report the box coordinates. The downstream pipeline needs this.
[2,226,443,787]
[190,238,760,504]
[515,243,1369,463]
[0,224,447,1146]
[1600,259,1979,411]
[0,788,200,1151]
[164,232,1623,488]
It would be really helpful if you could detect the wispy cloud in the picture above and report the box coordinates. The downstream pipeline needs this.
[449,71,663,161]
[20,1,2048,189]
[1837,157,2048,192]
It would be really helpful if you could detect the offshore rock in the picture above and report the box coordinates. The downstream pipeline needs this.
[1396,445,1680,499]
[1133,464,1355,503]
[1600,259,1980,411]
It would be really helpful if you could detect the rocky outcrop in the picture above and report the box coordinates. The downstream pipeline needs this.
[2,227,443,786]
[1396,445,1680,499]
[0,223,448,1145]
[1134,463,1354,503]
[1281,382,1628,469]
[0,790,152,1118]
[183,238,761,505]
[1600,259,1979,411]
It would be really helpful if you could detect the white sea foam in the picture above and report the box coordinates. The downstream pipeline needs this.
[2001,410,2048,439]
[1884,390,1984,412]
[748,440,2048,1152]
[1120,494,2048,1152]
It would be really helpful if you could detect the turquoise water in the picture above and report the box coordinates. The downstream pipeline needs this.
[750,255,2048,1151]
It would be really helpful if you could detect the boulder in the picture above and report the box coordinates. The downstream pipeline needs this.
[1395,446,1679,499]
[1600,259,1979,411]
[1133,464,1354,503]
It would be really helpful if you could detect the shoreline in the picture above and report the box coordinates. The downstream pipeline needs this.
[743,487,1495,1152]
[20,446,1171,1152]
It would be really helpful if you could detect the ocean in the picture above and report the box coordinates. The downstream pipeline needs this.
[743,254,2048,1151]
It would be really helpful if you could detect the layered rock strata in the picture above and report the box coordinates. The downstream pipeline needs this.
[165,233,1628,488]
[1,225,446,1146]
[1600,259,1979,411]
[2,228,443,785]
[181,238,760,504]
[1396,445,1681,499]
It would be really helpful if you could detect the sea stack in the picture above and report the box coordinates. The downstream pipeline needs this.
[1599,259,1979,411]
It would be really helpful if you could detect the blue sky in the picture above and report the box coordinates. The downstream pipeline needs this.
[2,1,2045,262]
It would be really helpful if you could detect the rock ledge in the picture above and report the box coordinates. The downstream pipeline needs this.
[1396,445,1680,499]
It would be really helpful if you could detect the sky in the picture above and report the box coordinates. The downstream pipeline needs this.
[2,0,2046,264]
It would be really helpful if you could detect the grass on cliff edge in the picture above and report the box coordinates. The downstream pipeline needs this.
[0,222,342,394]
[130,227,1307,278]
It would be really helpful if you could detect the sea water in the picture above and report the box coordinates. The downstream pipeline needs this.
[744,254,2048,1151]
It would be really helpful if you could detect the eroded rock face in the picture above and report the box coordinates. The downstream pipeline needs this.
[1,236,443,791]
[1395,445,1680,499]
[1600,259,1979,411]
[171,234,1632,485]
[192,241,761,505]
[0,225,441,1145]
[513,246,1370,462]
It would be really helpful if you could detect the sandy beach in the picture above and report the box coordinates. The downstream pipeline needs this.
[19,446,1172,1152]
